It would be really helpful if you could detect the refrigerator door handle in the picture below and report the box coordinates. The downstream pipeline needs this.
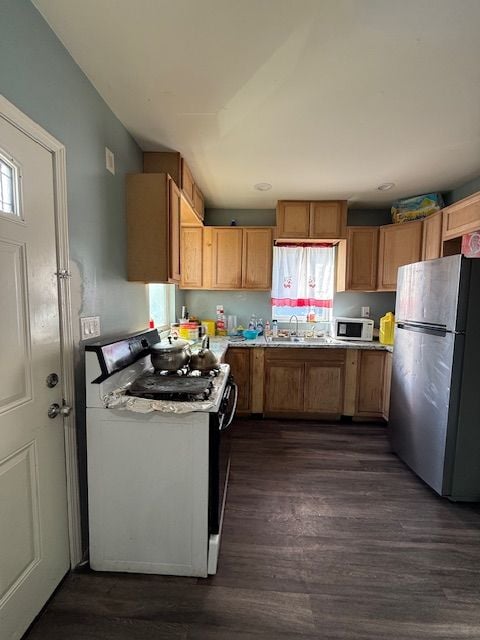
[397,322,448,337]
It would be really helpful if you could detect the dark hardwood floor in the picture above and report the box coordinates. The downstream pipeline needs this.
[26,420,480,639]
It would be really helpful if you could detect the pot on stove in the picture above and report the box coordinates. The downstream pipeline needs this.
[189,336,219,373]
[150,337,191,372]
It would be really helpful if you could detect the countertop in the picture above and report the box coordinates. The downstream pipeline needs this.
[206,336,393,362]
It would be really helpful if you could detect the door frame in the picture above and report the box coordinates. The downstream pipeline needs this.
[0,94,82,567]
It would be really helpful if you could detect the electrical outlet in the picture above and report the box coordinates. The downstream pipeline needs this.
[105,147,115,175]
[80,316,101,340]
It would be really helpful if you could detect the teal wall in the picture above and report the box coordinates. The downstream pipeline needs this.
[184,208,396,327]
[0,0,148,337]
[0,0,149,551]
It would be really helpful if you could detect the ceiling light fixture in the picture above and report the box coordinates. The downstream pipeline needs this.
[254,182,272,191]
[377,182,395,191]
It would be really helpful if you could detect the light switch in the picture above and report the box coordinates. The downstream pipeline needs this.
[81,316,101,340]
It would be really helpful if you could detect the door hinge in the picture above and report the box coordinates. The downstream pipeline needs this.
[55,269,71,279]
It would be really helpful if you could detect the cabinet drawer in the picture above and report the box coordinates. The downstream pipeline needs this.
[265,348,346,363]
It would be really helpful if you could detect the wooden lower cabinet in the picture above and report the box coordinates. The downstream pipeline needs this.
[382,352,393,420]
[355,350,388,419]
[304,362,345,414]
[264,360,305,413]
[227,346,391,421]
[264,349,346,418]
[224,348,251,413]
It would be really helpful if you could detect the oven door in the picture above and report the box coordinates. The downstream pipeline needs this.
[208,378,238,535]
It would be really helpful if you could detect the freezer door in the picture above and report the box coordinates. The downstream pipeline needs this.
[395,255,466,332]
[389,325,461,495]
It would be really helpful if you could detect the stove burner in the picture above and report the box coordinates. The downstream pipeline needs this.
[128,372,215,401]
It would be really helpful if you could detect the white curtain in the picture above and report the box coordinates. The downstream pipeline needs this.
[271,245,334,320]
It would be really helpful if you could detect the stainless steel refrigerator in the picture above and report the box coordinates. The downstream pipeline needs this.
[389,254,480,501]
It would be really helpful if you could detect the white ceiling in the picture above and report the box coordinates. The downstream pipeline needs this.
[33,0,480,209]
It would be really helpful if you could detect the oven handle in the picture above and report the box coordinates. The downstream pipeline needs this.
[219,380,238,431]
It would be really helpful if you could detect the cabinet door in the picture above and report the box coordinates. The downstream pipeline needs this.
[242,228,273,289]
[422,211,443,261]
[442,191,480,240]
[346,227,379,290]
[193,184,205,221]
[168,178,181,283]
[180,227,203,289]
[276,201,310,238]
[181,158,195,205]
[210,228,243,289]
[377,220,423,291]
[304,362,345,414]
[382,352,393,421]
[224,348,251,413]
[355,351,386,417]
[264,360,304,413]
[310,201,347,239]
[127,173,170,282]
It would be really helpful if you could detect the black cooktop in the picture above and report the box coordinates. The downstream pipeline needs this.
[128,372,214,401]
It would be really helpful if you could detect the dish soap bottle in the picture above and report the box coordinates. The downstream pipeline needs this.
[379,312,395,345]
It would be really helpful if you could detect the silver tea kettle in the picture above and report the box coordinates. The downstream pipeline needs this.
[189,336,219,373]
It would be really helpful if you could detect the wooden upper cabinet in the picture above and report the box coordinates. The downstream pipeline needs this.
[193,184,205,221]
[180,226,203,289]
[144,152,204,221]
[181,158,195,205]
[126,173,180,284]
[337,226,379,292]
[422,211,443,261]
[210,227,243,289]
[168,179,181,282]
[377,220,423,291]
[204,226,273,290]
[442,191,480,240]
[310,201,347,238]
[276,201,310,238]
[276,200,347,239]
[242,228,273,290]
[143,152,181,183]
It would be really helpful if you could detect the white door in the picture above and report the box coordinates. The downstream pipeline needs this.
[0,117,70,640]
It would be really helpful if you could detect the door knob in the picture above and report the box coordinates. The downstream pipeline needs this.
[48,403,73,419]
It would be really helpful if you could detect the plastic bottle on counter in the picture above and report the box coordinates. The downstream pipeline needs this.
[248,314,257,330]
[272,319,278,338]
[379,312,395,345]
[257,318,264,335]
[265,320,271,336]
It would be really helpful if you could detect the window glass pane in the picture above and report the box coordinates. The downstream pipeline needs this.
[0,154,18,216]
[148,283,175,328]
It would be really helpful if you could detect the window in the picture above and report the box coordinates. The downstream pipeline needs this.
[271,245,335,322]
[0,151,20,217]
[148,284,175,329]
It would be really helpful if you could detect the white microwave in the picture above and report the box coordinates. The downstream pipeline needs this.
[333,317,374,341]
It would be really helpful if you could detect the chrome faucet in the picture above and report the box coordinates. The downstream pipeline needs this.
[289,314,299,336]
